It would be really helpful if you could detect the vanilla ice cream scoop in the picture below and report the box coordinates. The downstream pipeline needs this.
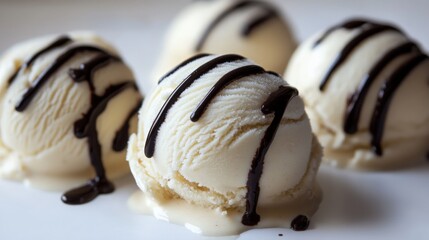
[285,18,429,170]
[152,0,296,81]
[128,54,322,235]
[0,32,143,204]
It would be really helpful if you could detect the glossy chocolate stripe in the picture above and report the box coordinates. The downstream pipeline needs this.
[313,19,368,47]
[158,54,210,84]
[196,0,273,51]
[242,10,276,36]
[62,82,135,204]
[69,54,121,84]
[15,45,110,112]
[344,42,419,134]
[190,65,265,121]
[144,54,245,158]
[8,36,72,85]
[370,54,427,156]
[319,24,400,91]
[242,85,298,226]
[112,99,143,152]
[62,52,138,204]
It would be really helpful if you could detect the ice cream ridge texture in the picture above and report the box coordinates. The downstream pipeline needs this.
[153,0,296,80]
[0,33,143,204]
[285,18,429,170]
[128,54,322,236]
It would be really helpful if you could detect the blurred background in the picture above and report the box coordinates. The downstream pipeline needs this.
[1,0,428,93]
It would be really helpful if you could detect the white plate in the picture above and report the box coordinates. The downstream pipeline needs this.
[1,0,429,239]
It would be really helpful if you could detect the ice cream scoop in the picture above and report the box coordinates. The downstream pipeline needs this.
[0,32,143,204]
[285,18,429,170]
[128,54,322,235]
[152,0,297,81]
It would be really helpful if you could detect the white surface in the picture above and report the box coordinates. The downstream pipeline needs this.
[0,0,429,239]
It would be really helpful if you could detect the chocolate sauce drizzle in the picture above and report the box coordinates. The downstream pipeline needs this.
[15,46,110,112]
[62,82,135,204]
[8,36,72,85]
[266,71,281,77]
[369,54,428,155]
[190,65,265,121]
[344,42,420,134]
[145,54,298,226]
[68,53,121,84]
[158,54,210,84]
[113,99,143,152]
[314,18,428,156]
[144,54,245,158]
[12,39,142,204]
[242,85,298,226]
[68,53,143,153]
[195,0,277,51]
[316,20,400,91]
[313,19,368,48]
[63,53,139,204]
[241,9,277,36]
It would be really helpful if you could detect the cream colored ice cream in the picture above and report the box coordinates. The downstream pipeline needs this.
[153,0,297,81]
[285,18,429,170]
[128,54,322,235]
[0,32,143,204]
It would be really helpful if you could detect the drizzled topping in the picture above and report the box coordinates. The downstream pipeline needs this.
[145,54,245,158]
[146,54,299,227]
[9,36,143,204]
[314,18,428,156]
[158,54,210,84]
[315,19,401,91]
[113,100,143,152]
[190,65,266,121]
[8,36,72,85]
[242,85,298,226]
[15,45,110,112]
[344,42,419,134]
[195,0,278,51]
[369,54,428,155]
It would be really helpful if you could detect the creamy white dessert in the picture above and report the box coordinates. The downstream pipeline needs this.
[153,0,297,81]
[0,32,143,204]
[128,54,322,235]
[285,18,429,170]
